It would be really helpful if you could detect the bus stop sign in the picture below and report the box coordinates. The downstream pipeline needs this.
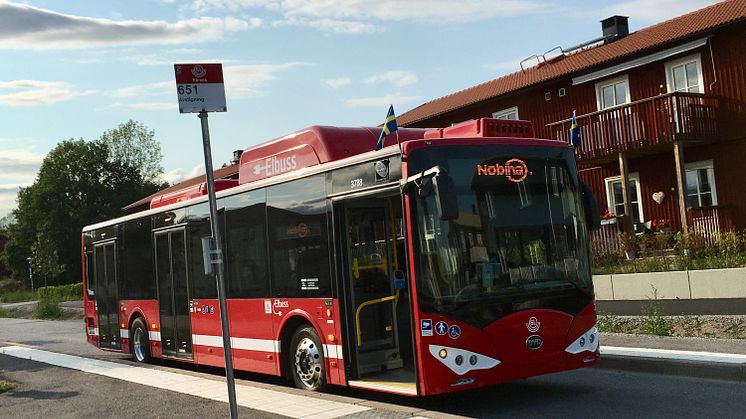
[174,63,227,113]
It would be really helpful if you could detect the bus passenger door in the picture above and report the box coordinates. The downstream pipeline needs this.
[93,240,120,350]
[154,228,193,359]
[338,196,414,389]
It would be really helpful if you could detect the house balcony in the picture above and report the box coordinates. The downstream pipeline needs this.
[546,92,719,163]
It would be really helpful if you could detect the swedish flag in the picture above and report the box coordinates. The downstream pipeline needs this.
[376,105,398,151]
[570,110,581,149]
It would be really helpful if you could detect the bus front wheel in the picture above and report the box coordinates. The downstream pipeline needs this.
[131,318,151,363]
[289,325,327,391]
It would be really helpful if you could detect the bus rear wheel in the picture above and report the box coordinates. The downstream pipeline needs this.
[289,326,326,391]
[131,318,151,363]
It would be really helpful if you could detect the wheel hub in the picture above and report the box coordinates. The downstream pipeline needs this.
[294,337,321,388]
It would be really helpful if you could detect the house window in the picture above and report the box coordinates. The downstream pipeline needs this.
[665,54,704,93]
[595,75,630,110]
[604,173,643,223]
[685,160,717,208]
[492,106,519,120]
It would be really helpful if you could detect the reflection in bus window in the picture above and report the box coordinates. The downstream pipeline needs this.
[267,175,331,298]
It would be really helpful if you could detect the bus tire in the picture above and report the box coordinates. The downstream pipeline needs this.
[289,325,327,391]
[130,318,151,363]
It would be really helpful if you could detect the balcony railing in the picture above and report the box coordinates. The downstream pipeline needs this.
[547,92,719,161]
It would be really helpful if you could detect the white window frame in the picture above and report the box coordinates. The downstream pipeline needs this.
[492,106,519,120]
[595,75,631,110]
[665,53,704,94]
[684,159,717,208]
[604,173,644,223]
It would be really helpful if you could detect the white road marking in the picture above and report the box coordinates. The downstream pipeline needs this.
[601,346,746,364]
[0,346,369,418]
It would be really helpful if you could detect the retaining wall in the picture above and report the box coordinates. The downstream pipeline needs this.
[592,267,746,301]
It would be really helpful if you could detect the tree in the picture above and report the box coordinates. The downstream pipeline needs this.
[98,120,164,182]
[1,139,163,285]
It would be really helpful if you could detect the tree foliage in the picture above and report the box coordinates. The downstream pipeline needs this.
[98,120,164,182]
[1,138,163,285]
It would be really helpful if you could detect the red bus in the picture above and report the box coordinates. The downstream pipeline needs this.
[82,118,601,396]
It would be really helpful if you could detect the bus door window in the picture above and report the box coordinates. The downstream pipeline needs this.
[154,228,193,358]
[93,239,120,350]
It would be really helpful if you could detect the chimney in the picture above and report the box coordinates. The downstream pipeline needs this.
[231,149,243,165]
[601,15,629,41]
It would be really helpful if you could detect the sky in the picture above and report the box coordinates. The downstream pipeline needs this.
[0,0,722,220]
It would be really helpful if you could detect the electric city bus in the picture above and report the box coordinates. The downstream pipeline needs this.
[82,117,601,396]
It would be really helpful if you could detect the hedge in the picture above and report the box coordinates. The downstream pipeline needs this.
[37,283,83,302]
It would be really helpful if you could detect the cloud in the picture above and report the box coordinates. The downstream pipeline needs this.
[224,62,310,98]
[0,148,45,179]
[0,148,44,217]
[109,101,177,111]
[0,80,93,106]
[0,185,23,220]
[161,164,205,185]
[365,71,418,88]
[272,17,377,34]
[346,94,423,108]
[0,2,258,50]
[179,0,545,34]
[111,81,174,98]
[325,77,352,89]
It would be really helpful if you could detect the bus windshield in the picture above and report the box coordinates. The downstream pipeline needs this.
[409,145,593,328]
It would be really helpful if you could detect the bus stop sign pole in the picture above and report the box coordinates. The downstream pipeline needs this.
[199,111,238,418]
[175,63,236,418]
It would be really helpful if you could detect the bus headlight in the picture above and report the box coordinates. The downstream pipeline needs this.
[429,345,500,376]
[565,325,600,354]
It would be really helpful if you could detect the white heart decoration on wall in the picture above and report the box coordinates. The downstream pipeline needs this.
[652,191,665,204]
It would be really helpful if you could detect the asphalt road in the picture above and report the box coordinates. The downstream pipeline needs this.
[1,318,746,418]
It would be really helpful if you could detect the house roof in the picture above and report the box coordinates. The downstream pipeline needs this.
[398,0,746,126]
[122,163,238,213]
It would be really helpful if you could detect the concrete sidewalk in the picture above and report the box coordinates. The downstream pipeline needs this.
[599,333,746,381]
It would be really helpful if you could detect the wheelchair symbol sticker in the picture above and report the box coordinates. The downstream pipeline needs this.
[448,325,461,339]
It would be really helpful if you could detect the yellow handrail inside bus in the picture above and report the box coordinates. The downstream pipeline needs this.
[355,289,400,346]
[352,257,388,279]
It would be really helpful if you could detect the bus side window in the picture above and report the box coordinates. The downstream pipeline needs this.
[85,250,94,297]
[121,219,155,300]
[224,190,268,299]
[267,175,331,298]
[188,202,219,299]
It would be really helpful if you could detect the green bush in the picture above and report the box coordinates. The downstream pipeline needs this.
[32,299,63,320]
[36,283,83,302]
[0,308,18,318]
[640,288,670,336]
[593,230,746,274]
[0,379,17,393]
[0,290,33,303]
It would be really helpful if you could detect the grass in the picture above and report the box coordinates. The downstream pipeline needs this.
[31,299,63,320]
[0,380,17,394]
[0,308,18,318]
[0,290,33,303]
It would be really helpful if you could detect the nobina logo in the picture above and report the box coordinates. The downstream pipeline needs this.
[191,64,207,78]
[526,334,543,350]
[476,158,530,183]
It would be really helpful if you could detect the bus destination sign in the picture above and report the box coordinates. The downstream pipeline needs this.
[174,63,227,113]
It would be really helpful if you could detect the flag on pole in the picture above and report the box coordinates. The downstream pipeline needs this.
[570,110,581,149]
[376,105,398,151]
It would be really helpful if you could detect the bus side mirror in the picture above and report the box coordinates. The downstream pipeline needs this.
[580,181,601,231]
[420,171,459,221]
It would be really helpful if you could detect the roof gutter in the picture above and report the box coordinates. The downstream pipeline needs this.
[572,37,709,85]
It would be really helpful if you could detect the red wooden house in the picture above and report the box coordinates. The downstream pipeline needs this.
[398,0,746,244]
